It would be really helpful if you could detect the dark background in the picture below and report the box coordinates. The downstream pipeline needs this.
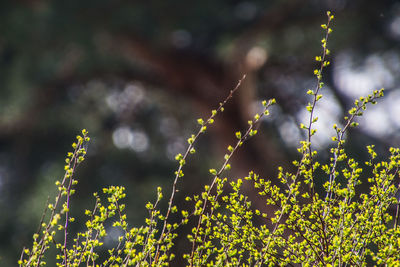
[1,0,400,265]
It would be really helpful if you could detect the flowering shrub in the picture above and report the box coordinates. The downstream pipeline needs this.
[19,12,400,266]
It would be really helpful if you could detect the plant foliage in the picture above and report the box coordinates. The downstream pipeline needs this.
[19,12,400,266]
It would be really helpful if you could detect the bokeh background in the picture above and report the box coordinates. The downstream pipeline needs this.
[1,0,400,265]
